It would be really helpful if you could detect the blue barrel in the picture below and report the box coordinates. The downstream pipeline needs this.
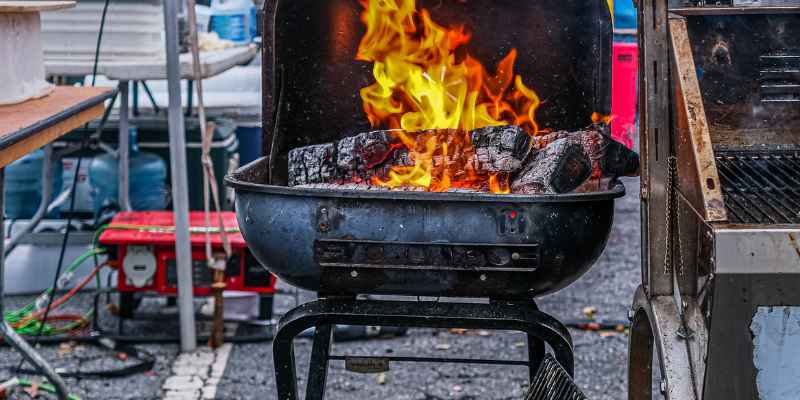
[89,127,168,214]
[235,123,262,165]
[4,149,63,219]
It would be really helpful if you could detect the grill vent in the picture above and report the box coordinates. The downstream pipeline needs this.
[716,151,800,224]
[760,53,800,103]
[525,354,588,400]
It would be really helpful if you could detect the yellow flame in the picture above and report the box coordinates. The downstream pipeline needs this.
[357,0,541,192]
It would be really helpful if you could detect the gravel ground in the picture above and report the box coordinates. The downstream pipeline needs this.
[0,177,640,400]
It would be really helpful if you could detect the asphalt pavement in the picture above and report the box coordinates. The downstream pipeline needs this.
[0,177,641,400]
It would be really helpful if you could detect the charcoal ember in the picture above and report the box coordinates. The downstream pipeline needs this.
[470,125,531,173]
[287,143,337,186]
[531,129,639,178]
[511,138,592,194]
[336,130,400,181]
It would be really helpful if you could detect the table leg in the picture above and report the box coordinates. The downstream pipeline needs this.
[0,168,69,400]
[118,80,131,211]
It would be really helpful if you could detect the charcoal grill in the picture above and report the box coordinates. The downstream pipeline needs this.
[630,2,800,399]
[228,0,620,398]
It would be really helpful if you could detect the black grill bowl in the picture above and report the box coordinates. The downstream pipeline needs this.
[226,157,625,298]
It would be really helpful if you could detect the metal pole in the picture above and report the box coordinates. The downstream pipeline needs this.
[0,169,69,399]
[164,0,197,352]
[118,80,132,211]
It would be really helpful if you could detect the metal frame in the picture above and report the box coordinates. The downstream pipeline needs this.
[632,2,800,399]
[273,298,573,400]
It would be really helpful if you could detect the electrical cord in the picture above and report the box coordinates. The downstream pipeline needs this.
[14,0,111,379]
[13,338,155,380]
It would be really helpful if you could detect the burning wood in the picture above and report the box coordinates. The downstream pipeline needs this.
[287,125,639,194]
[511,138,591,194]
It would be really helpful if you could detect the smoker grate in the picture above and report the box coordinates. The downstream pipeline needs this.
[716,151,800,224]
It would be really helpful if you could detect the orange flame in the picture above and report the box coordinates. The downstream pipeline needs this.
[356,0,540,193]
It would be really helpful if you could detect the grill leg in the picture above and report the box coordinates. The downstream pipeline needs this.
[305,324,333,400]
[273,328,300,400]
[527,333,546,383]
[272,298,574,400]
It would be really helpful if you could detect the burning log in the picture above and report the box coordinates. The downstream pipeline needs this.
[469,125,531,173]
[288,131,407,186]
[287,143,337,187]
[531,129,639,178]
[288,126,531,186]
[511,138,592,194]
[287,124,638,193]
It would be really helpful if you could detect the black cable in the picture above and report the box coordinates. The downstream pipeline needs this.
[10,338,155,379]
[91,0,112,87]
[14,0,112,375]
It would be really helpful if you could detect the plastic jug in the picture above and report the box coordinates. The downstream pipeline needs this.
[4,149,63,219]
[88,127,168,214]
[209,0,255,44]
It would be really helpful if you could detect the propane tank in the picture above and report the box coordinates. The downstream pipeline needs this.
[88,127,168,214]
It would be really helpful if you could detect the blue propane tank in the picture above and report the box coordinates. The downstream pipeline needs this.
[4,149,63,219]
[88,127,168,214]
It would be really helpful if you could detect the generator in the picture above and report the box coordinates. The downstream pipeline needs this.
[99,211,276,320]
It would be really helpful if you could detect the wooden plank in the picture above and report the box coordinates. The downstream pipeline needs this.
[0,86,113,167]
[0,1,74,12]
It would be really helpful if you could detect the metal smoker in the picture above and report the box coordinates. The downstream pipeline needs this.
[631,0,800,399]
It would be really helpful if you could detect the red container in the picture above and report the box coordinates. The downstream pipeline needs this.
[611,41,638,150]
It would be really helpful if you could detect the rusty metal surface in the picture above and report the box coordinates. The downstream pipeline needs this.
[629,286,707,400]
[703,227,800,400]
[715,150,800,224]
[639,0,674,297]
[668,17,728,223]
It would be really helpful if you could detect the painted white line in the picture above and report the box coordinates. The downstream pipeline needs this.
[163,343,234,400]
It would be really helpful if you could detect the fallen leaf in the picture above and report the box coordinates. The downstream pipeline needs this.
[599,331,617,338]
[449,328,468,335]
[582,306,597,320]
[57,342,75,357]
[377,372,387,385]
[117,352,129,362]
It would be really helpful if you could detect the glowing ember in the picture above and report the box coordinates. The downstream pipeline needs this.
[356,0,541,193]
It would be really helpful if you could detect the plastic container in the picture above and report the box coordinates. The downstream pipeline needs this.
[40,0,165,62]
[61,157,95,215]
[209,0,255,44]
[235,122,262,165]
[4,150,63,219]
[89,127,168,214]
[611,42,638,150]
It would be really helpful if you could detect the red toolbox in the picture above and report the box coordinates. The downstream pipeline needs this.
[99,211,276,319]
[611,41,638,150]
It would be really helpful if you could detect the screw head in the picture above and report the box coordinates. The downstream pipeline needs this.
[350,270,358,278]
[479,274,487,281]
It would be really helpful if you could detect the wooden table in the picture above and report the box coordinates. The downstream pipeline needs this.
[0,86,112,166]
[0,85,113,399]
